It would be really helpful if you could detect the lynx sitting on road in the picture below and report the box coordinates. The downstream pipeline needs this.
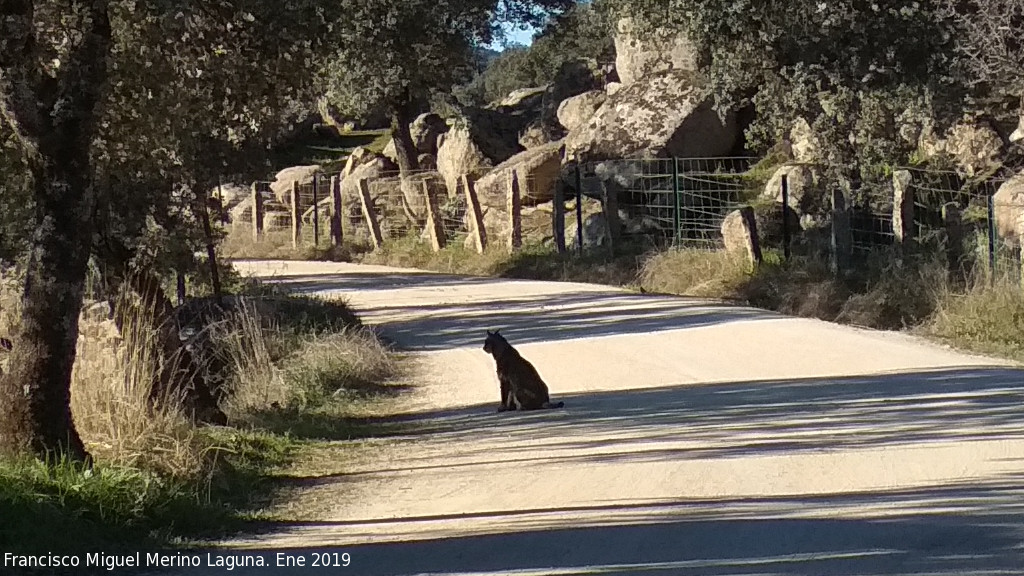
[483,330,564,412]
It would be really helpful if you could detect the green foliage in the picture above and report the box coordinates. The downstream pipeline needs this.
[456,0,616,105]
[322,0,574,121]
[91,0,346,288]
[0,458,224,554]
[608,0,967,178]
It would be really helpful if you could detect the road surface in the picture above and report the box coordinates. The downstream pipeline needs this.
[173,261,1024,575]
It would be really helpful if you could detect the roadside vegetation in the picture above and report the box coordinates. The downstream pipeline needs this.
[0,271,405,557]
[221,229,1024,365]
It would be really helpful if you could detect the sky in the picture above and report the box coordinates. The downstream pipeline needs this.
[491,22,537,50]
[505,25,537,47]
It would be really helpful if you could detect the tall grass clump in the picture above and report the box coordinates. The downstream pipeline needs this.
[928,274,1024,362]
[72,288,207,478]
[217,295,399,429]
[638,248,754,299]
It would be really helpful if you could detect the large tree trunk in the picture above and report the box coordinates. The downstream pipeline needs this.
[390,90,420,175]
[390,90,426,227]
[0,0,112,463]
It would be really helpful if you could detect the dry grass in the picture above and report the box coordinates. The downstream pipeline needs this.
[638,248,754,299]
[927,275,1024,362]
[72,296,208,478]
[221,226,368,262]
[360,234,646,287]
[217,298,397,418]
[0,265,404,551]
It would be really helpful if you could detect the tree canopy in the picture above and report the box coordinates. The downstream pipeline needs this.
[603,0,970,174]
[456,0,616,106]
[0,0,346,461]
[320,0,571,172]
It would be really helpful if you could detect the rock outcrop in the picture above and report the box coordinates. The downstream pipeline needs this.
[993,172,1024,246]
[614,17,699,86]
[473,141,565,208]
[436,125,494,197]
[557,90,607,133]
[918,120,1004,176]
[564,70,737,162]
[270,165,320,203]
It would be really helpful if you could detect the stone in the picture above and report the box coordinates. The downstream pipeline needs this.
[269,165,320,203]
[436,125,494,197]
[762,164,824,217]
[557,90,607,132]
[473,141,565,210]
[614,17,699,86]
[564,70,737,163]
[993,172,1024,246]
[918,120,1004,176]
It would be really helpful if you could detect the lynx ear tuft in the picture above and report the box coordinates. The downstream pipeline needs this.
[486,330,493,336]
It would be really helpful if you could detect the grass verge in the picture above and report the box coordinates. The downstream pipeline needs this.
[0,270,405,563]
[352,233,1024,363]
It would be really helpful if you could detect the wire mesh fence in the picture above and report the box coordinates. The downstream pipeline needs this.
[578,157,758,250]
[225,156,1024,287]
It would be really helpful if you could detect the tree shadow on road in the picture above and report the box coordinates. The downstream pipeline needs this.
[192,477,1024,575]
[363,366,1024,467]
[258,271,780,350]
[159,366,1024,575]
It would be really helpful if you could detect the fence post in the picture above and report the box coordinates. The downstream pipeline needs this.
[987,193,997,282]
[462,175,488,254]
[553,180,566,254]
[831,186,851,276]
[175,272,186,306]
[312,173,320,247]
[941,202,963,277]
[508,169,523,252]
[251,182,264,242]
[216,180,227,225]
[602,179,620,257]
[291,180,302,249]
[330,175,344,247]
[575,164,584,255]
[781,173,791,260]
[358,178,384,250]
[423,180,446,252]
[738,205,763,266]
[892,170,914,259]
[672,157,682,247]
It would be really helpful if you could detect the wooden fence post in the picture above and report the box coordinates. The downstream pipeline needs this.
[893,169,915,257]
[330,175,344,247]
[291,180,302,248]
[831,186,852,276]
[738,206,763,266]
[312,173,320,247]
[358,178,384,250]
[942,202,963,276]
[251,182,264,242]
[602,180,620,257]
[462,175,487,254]
[552,181,566,254]
[508,170,523,252]
[423,180,446,252]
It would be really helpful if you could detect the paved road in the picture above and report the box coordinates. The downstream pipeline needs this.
[173,261,1024,575]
